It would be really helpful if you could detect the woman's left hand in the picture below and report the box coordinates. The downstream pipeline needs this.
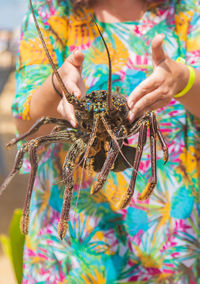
[127,34,189,122]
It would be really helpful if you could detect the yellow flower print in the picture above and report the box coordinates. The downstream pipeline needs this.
[58,146,69,167]
[133,245,163,269]
[31,256,46,264]
[92,190,109,204]
[91,173,128,211]
[67,23,97,47]
[77,213,94,233]
[176,145,200,201]
[92,231,114,255]
[22,92,34,120]
[48,13,69,46]
[152,192,172,245]
[72,213,113,255]
[154,273,173,283]
[81,269,106,284]
[67,8,96,47]
[73,165,95,187]
[68,7,92,26]
[19,28,57,66]
[103,174,128,211]
[177,146,199,178]
[26,235,40,258]
[175,11,194,42]
[89,33,129,73]
[187,37,200,52]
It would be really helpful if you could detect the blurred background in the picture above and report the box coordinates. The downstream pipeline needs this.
[0,0,28,283]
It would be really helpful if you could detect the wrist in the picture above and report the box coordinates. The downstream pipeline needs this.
[173,58,195,99]
[52,72,63,98]
[51,68,65,96]
[29,75,61,120]
[174,60,190,96]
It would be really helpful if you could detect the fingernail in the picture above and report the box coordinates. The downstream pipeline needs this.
[128,111,135,123]
[159,33,165,39]
[128,101,134,109]
[70,119,77,128]
[74,91,81,98]
[73,48,79,54]
[74,49,81,57]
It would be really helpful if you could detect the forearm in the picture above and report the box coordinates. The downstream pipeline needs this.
[177,67,200,118]
[30,75,61,120]
[15,74,62,138]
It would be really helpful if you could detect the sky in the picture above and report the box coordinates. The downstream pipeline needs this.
[0,0,27,30]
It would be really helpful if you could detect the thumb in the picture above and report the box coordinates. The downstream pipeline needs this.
[151,34,166,66]
[57,95,77,127]
[66,49,84,70]
[65,80,82,98]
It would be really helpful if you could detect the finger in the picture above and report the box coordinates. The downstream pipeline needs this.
[128,87,170,122]
[127,74,161,109]
[151,34,166,66]
[62,96,77,126]
[128,99,163,123]
[65,80,82,98]
[78,79,87,99]
[57,96,77,128]
[131,99,169,119]
[148,99,168,111]
[66,49,84,70]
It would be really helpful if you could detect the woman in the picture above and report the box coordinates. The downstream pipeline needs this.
[13,0,200,282]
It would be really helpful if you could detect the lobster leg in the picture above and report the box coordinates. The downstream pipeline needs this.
[90,136,124,195]
[138,112,157,200]
[58,138,87,240]
[134,112,168,163]
[18,131,77,235]
[117,121,148,209]
[21,144,38,235]
[7,117,73,148]
[0,145,27,195]
[155,119,169,163]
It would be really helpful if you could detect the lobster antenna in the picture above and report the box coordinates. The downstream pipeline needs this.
[29,0,71,100]
[92,17,114,111]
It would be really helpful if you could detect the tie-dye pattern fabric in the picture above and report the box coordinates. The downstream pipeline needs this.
[13,0,200,282]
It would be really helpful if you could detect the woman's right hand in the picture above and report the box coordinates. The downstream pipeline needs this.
[15,51,86,139]
[55,49,87,127]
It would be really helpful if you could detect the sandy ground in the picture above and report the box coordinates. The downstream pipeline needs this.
[0,66,27,283]
[0,256,16,284]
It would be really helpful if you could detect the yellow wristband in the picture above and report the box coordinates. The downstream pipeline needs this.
[174,64,195,99]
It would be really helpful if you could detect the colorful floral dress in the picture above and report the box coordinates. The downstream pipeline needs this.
[13,0,200,283]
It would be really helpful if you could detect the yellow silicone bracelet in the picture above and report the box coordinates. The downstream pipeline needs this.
[174,65,195,98]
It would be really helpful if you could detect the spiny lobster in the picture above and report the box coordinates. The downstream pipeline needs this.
[0,0,168,240]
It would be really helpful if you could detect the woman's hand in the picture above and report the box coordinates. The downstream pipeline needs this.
[55,49,87,127]
[127,34,189,122]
